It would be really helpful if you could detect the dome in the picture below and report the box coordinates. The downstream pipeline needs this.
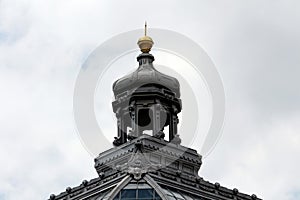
[113,24,180,98]
[112,53,181,98]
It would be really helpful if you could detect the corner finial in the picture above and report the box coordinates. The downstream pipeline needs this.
[137,22,153,53]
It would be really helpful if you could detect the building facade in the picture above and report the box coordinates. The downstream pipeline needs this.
[48,27,261,200]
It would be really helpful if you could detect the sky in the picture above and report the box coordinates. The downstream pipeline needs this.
[0,0,300,199]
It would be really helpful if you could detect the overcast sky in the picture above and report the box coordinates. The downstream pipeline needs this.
[1,0,300,199]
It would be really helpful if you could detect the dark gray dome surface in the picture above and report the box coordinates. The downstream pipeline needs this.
[113,53,180,98]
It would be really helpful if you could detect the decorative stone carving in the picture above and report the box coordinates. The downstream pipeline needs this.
[171,134,182,145]
[115,143,161,180]
[153,130,165,139]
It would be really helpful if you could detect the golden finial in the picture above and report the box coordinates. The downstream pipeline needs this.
[137,21,154,53]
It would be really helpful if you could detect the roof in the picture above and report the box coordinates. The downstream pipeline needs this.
[112,53,181,98]
[48,136,261,200]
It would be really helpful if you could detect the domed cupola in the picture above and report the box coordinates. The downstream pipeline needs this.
[112,53,180,98]
[112,23,182,146]
[112,24,180,98]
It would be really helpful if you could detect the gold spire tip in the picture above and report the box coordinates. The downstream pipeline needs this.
[137,22,154,53]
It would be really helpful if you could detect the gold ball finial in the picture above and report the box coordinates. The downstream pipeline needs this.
[137,22,154,53]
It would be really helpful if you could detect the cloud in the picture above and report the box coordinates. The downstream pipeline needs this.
[0,0,299,199]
